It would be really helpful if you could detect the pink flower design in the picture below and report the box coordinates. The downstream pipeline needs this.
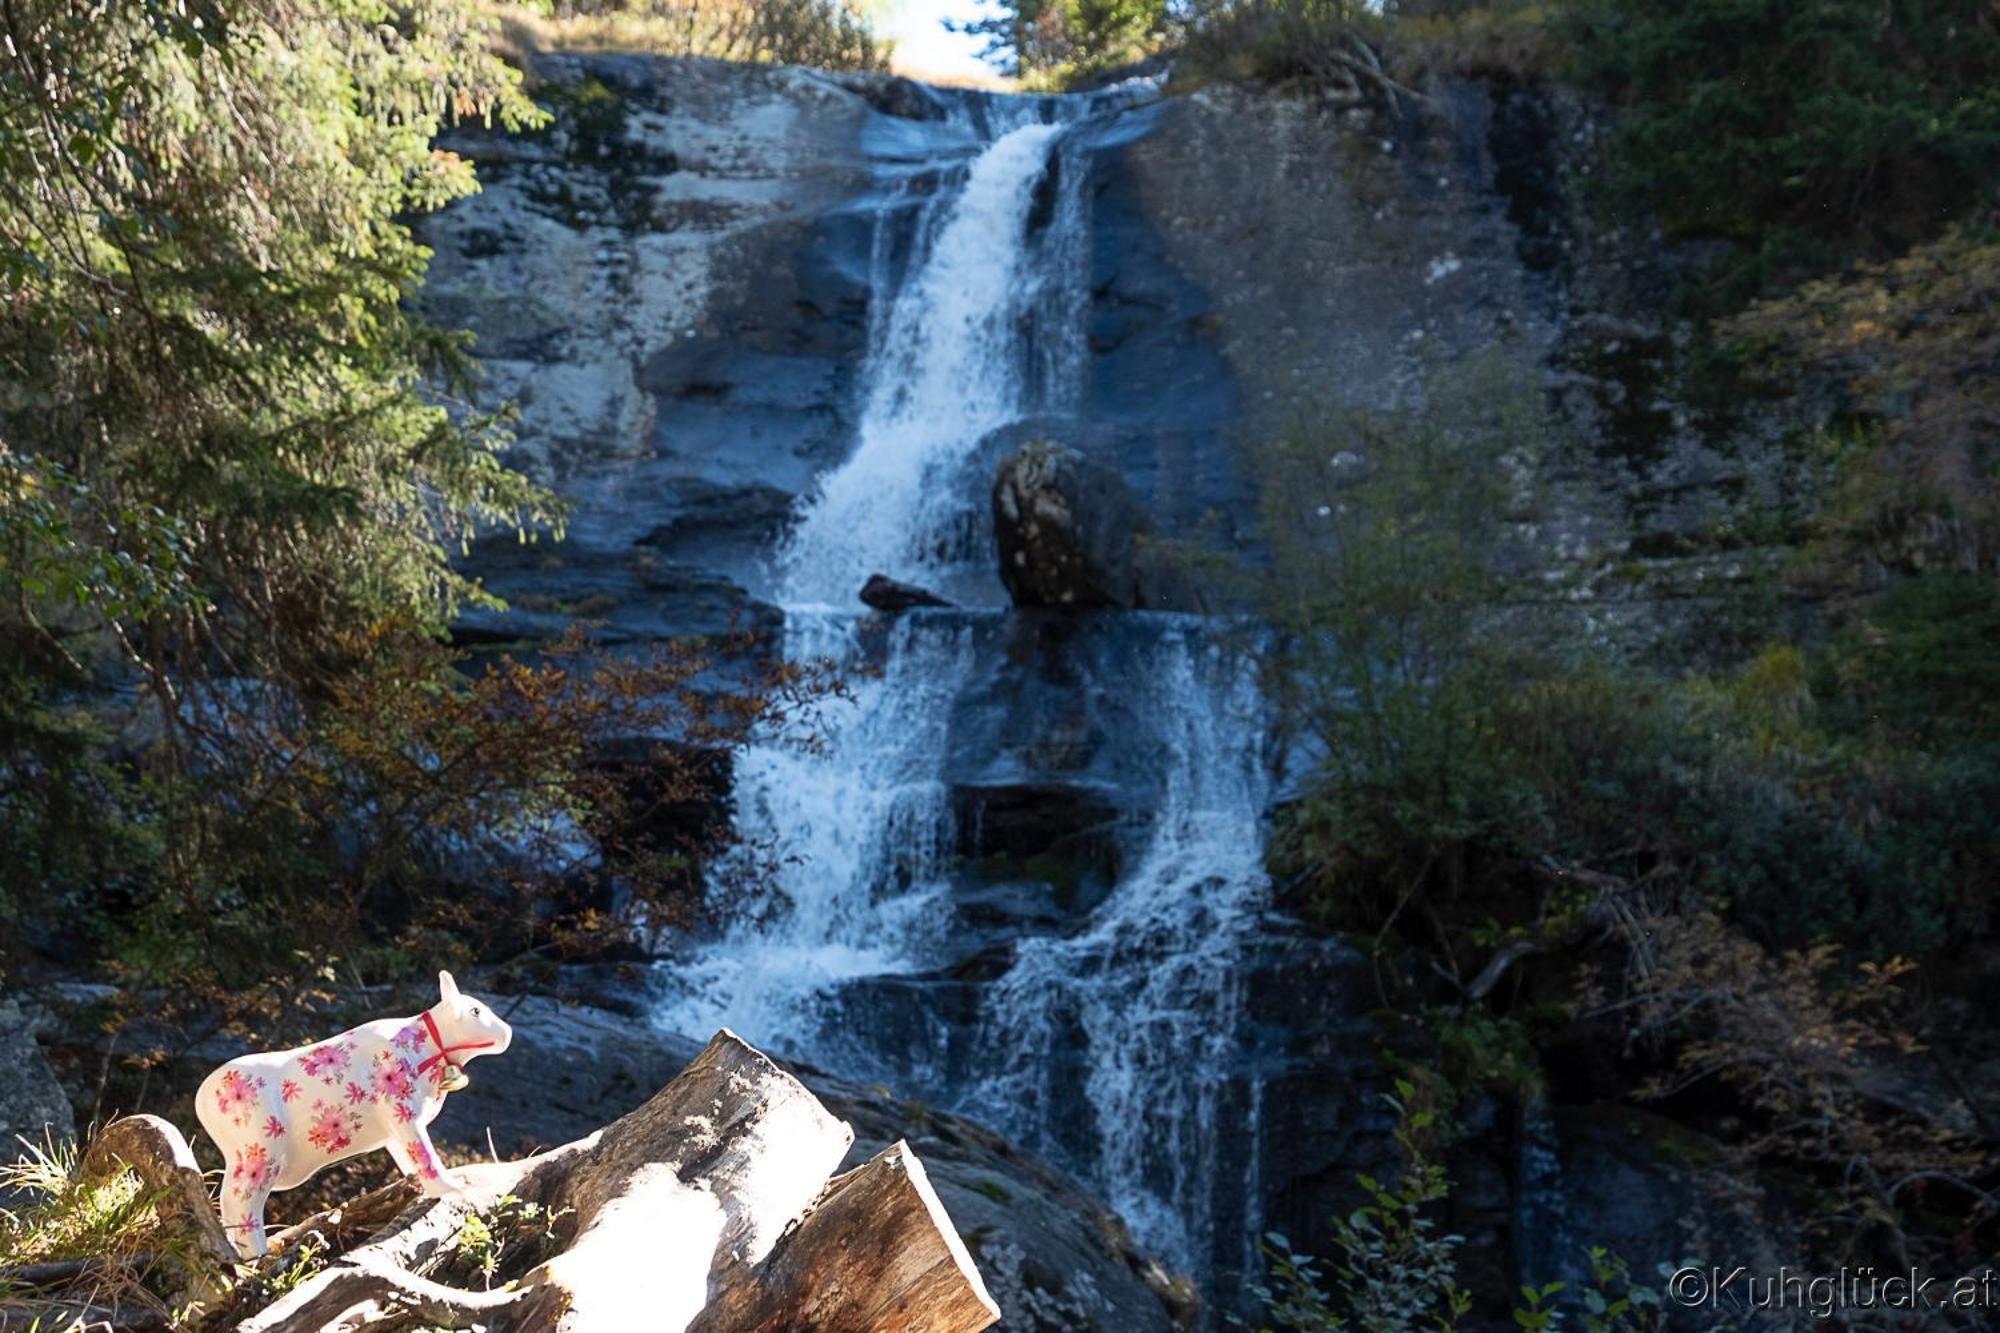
[305,1100,353,1154]
[372,1054,415,1103]
[263,1115,286,1140]
[228,1142,278,1200]
[280,1078,302,1104]
[231,1142,267,1181]
[394,1023,425,1052]
[403,1137,440,1179]
[214,1069,257,1125]
[300,1042,351,1081]
[344,1080,370,1105]
[392,1099,416,1124]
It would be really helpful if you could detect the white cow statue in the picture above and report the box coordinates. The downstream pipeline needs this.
[194,970,513,1256]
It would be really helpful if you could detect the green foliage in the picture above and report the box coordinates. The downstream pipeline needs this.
[1727,226,2000,579]
[0,0,557,997]
[1260,355,1998,963]
[0,0,559,666]
[1260,357,1540,935]
[1248,1081,1472,1332]
[954,0,1168,82]
[1513,1249,1664,1332]
[0,1136,223,1328]
[1426,1008,1543,1102]
[0,1139,157,1268]
[0,0,842,1033]
[1564,0,2000,295]
[1175,0,1388,95]
[0,0,560,696]
[432,1193,570,1290]
[1248,1084,1668,1332]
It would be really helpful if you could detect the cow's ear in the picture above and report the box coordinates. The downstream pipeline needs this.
[438,970,459,1002]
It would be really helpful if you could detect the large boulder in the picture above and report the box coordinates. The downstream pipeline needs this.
[0,997,76,1157]
[992,441,1152,610]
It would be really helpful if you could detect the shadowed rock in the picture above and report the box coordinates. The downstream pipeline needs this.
[992,440,1152,610]
[861,574,953,612]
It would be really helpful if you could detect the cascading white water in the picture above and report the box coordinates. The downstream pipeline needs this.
[779,119,1069,606]
[656,105,1080,1044]
[657,609,971,1048]
[968,625,1271,1274]
[656,88,1271,1295]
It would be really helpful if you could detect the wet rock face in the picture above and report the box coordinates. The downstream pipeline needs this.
[418,54,893,639]
[993,440,1152,609]
[1515,1105,1797,1301]
[1121,79,1803,656]
[953,780,1126,924]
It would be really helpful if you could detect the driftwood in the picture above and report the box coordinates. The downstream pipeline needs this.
[92,1029,1001,1332]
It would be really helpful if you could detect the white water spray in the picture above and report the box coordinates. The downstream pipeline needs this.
[968,625,1271,1273]
[780,121,1067,606]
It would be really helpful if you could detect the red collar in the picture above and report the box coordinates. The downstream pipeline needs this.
[416,1009,495,1078]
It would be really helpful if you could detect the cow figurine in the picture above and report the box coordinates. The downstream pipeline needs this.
[194,970,512,1256]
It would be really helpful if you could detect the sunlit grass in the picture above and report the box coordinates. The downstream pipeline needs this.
[0,1135,198,1329]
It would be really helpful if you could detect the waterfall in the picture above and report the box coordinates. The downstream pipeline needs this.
[968,623,1271,1275]
[655,88,1270,1295]
[656,101,1078,1041]
[779,117,1077,607]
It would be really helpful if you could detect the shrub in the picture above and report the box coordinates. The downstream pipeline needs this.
[1249,1082,1670,1331]
[1175,0,1394,98]
[1249,1081,1472,1332]
[1727,227,2000,582]
[1564,0,2000,296]
[1387,2,1559,84]
[1258,357,1544,938]
[9,625,840,1045]
[1605,909,1992,1268]
[952,0,1167,83]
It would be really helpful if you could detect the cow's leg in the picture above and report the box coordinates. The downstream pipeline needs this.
[385,1120,461,1197]
[220,1144,279,1257]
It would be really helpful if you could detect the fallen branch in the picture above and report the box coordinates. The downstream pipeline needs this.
[0,1255,148,1288]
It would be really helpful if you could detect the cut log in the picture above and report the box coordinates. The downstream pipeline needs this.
[239,1030,872,1333]
[72,1111,235,1311]
[506,1027,854,1331]
[687,1140,1001,1333]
